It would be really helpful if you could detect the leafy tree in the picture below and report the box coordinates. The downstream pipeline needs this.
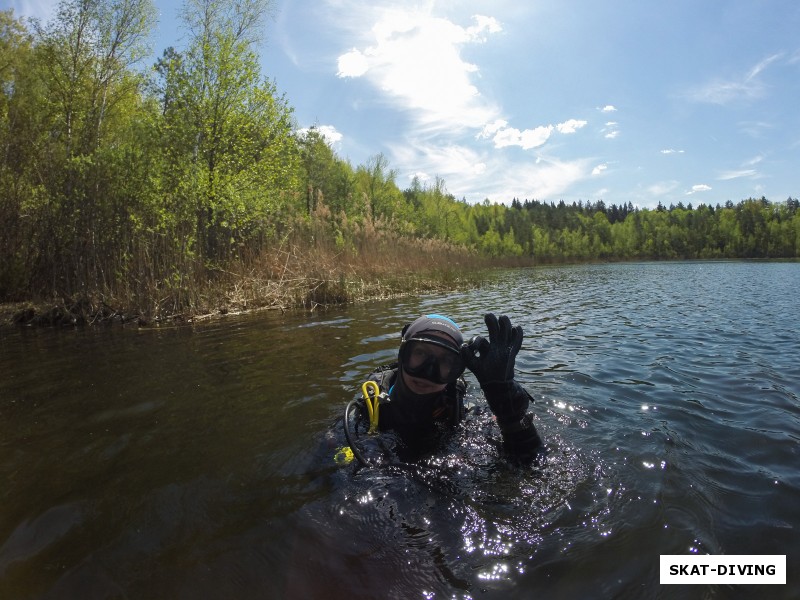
[155,0,301,263]
[3,2,800,313]
[298,126,337,213]
[0,11,40,296]
[356,152,403,221]
[2,0,156,294]
[590,211,612,257]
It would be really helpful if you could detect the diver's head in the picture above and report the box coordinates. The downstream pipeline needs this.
[398,314,465,394]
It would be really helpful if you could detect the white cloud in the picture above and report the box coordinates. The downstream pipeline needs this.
[600,105,617,113]
[297,125,344,145]
[477,119,508,139]
[337,49,370,77]
[478,118,585,150]
[329,4,596,203]
[411,171,431,183]
[592,163,608,176]
[466,15,502,41]
[687,184,712,194]
[493,125,553,150]
[316,125,344,145]
[660,149,685,155]
[556,119,588,134]
[335,9,502,131]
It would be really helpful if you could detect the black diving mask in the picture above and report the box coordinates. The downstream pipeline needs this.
[399,337,465,384]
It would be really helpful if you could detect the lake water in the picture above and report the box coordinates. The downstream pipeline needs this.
[0,261,797,599]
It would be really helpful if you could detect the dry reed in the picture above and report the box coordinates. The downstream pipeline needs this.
[4,206,491,326]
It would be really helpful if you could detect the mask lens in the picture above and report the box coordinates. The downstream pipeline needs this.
[401,339,464,384]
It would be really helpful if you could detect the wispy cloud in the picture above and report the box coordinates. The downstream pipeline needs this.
[685,53,783,104]
[660,149,685,155]
[717,155,764,180]
[603,121,620,139]
[390,141,489,185]
[391,136,592,202]
[490,155,593,201]
[331,3,592,201]
[647,181,680,196]
[717,169,757,181]
[600,105,617,113]
[737,120,773,138]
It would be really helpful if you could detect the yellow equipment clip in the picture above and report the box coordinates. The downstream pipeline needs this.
[333,446,355,465]
[361,380,381,434]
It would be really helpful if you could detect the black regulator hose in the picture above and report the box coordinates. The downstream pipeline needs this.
[343,399,370,467]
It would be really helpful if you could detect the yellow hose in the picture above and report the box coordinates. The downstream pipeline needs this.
[361,380,381,434]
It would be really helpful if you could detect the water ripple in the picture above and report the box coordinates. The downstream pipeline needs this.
[1,262,798,598]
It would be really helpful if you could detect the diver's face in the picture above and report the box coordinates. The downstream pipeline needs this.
[401,368,448,395]
[401,338,454,394]
[399,330,463,385]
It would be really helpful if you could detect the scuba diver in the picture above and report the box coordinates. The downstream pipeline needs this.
[340,313,542,466]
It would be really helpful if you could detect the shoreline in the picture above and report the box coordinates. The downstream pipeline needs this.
[0,271,485,329]
[9,257,794,329]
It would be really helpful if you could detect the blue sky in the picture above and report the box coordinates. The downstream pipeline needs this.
[8,0,800,209]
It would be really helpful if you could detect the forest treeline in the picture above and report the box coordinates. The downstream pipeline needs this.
[1,1,798,320]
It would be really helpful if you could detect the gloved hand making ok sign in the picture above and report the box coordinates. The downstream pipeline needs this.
[462,313,529,428]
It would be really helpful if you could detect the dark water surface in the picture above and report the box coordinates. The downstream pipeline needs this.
[1,261,797,599]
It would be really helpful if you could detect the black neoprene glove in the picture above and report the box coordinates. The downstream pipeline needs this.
[462,313,529,428]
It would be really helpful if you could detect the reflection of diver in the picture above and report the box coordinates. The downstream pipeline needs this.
[340,313,542,466]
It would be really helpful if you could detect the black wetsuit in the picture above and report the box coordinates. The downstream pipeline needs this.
[365,363,542,458]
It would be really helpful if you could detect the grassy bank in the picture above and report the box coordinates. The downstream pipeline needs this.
[2,216,520,327]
